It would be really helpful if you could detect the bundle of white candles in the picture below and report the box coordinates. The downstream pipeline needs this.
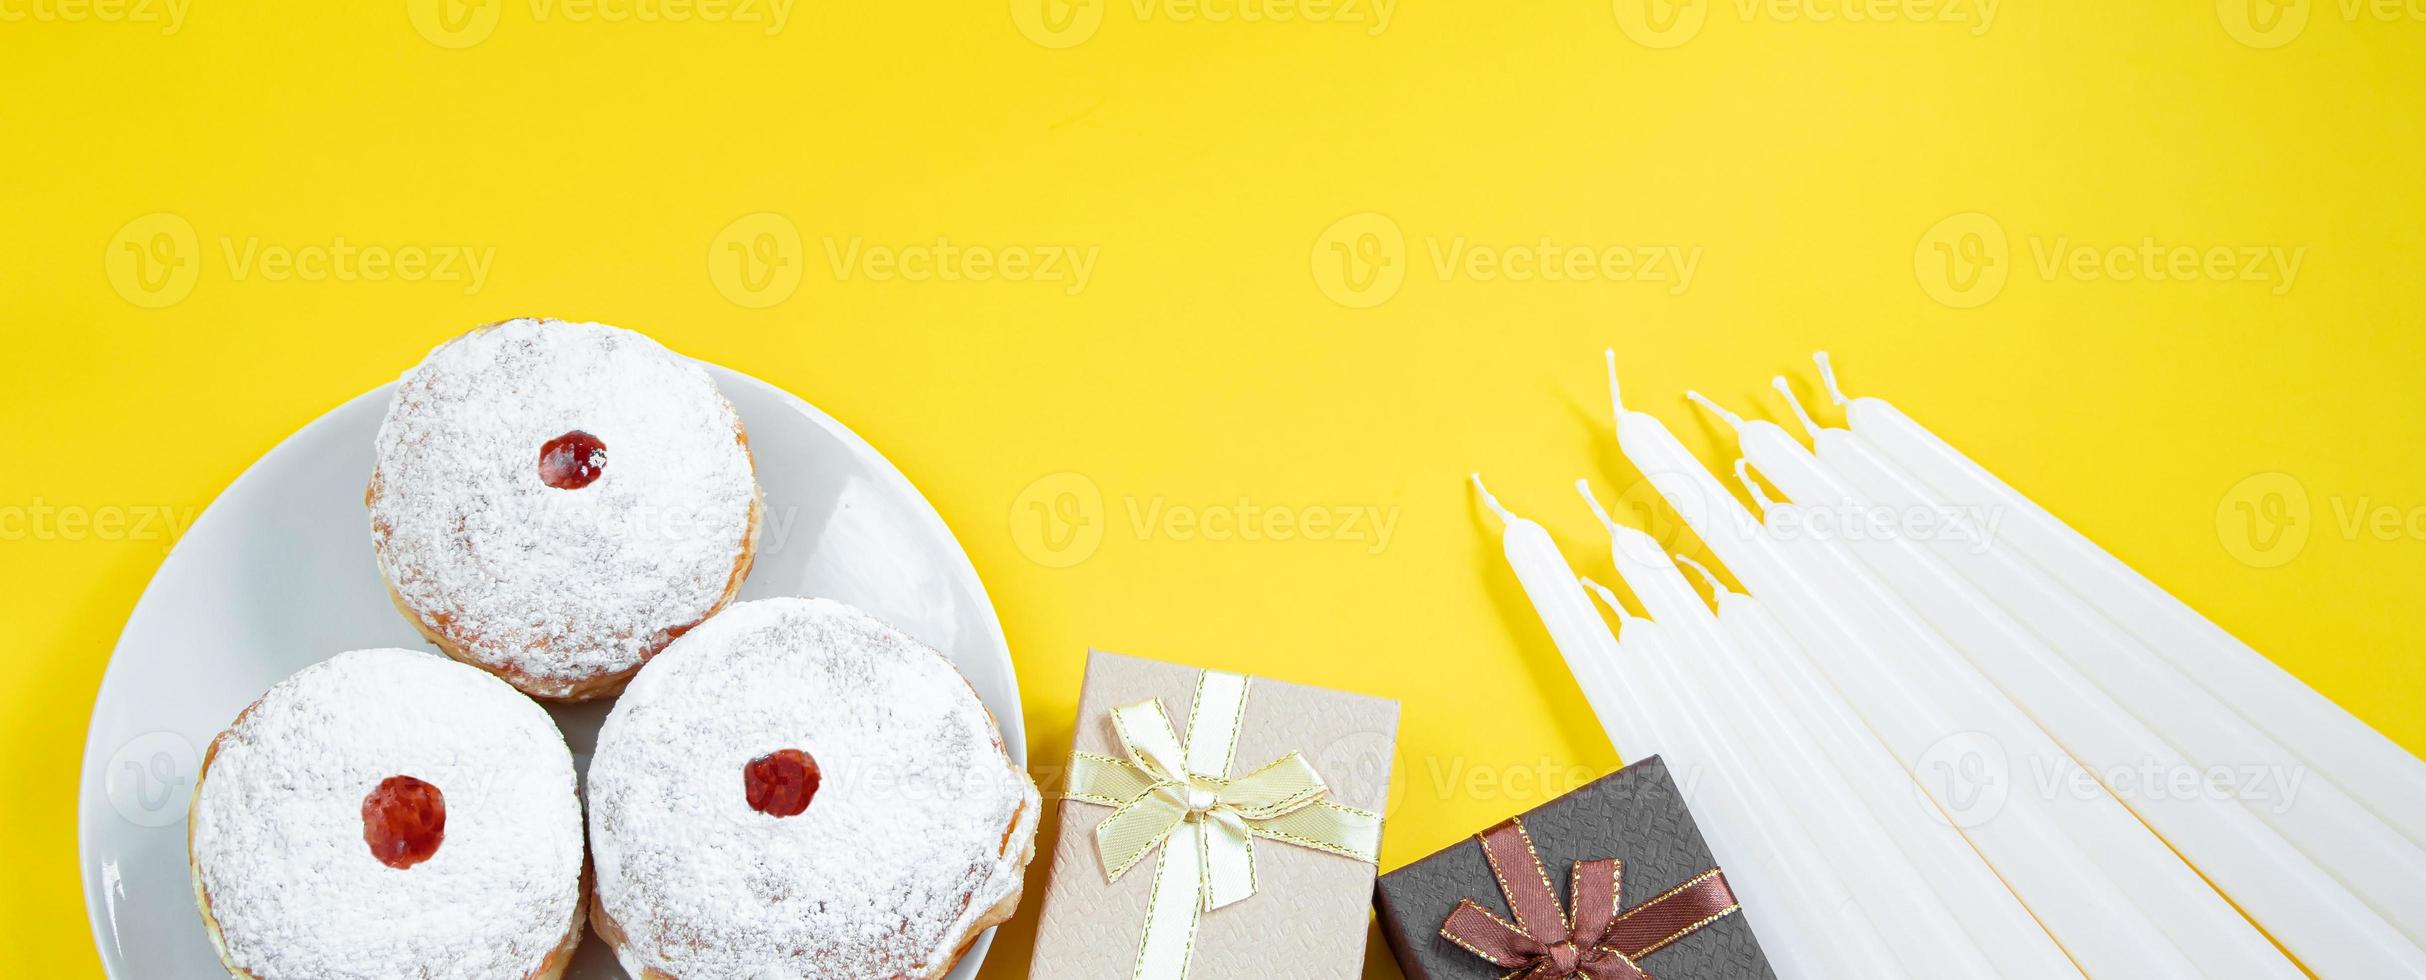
[1475,351,2426,979]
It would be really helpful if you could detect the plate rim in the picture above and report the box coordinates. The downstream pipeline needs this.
[75,364,1024,977]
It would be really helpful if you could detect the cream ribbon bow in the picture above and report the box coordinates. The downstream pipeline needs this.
[1064,670,1383,980]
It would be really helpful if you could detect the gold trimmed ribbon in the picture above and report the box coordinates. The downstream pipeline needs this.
[1440,817,1742,980]
[1064,669,1383,980]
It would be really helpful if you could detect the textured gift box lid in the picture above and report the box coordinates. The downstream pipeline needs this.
[1027,650,1401,980]
[1373,756,1777,980]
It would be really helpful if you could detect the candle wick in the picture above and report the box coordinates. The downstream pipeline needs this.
[1578,575,1636,624]
[1814,351,1850,406]
[1604,348,1626,418]
[1470,472,1520,526]
[1672,552,1731,603]
[1733,458,1780,513]
[1771,376,1825,441]
[1683,390,1746,432]
[1573,479,1621,532]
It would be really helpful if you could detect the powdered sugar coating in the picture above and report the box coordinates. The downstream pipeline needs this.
[589,597,1040,979]
[369,318,759,698]
[189,649,584,980]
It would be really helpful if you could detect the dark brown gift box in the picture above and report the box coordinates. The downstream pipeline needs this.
[1373,755,1778,980]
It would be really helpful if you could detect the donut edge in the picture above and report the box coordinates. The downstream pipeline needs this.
[365,320,766,704]
[186,661,591,980]
[586,602,1044,980]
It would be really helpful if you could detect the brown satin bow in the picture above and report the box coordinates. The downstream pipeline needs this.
[1439,818,1742,980]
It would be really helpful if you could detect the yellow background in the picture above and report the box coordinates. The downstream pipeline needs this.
[5,1,2422,976]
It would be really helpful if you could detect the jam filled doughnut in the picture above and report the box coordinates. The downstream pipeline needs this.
[367,318,763,701]
[187,649,587,980]
[587,597,1041,979]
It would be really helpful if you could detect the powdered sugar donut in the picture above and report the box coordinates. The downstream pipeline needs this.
[187,649,587,980]
[367,318,763,701]
[587,597,1040,979]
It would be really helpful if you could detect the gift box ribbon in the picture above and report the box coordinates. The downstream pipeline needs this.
[1065,668,1383,980]
[1440,817,1741,980]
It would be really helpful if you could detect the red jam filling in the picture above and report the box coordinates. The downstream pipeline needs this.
[537,430,607,489]
[362,775,446,869]
[744,749,821,817]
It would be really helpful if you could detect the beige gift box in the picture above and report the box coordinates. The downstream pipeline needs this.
[1026,650,1401,979]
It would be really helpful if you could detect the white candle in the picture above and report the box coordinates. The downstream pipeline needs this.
[1777,377,2426,950]
[1712,398,2424,975]
[1578,582,1906,980]
[1601,352,2221,979]
[1470,473,1859,979]
[1575,489,2007,978]
[1713,588,2083,977]
[1814,353,2426,849]
[1471,473,1658,758]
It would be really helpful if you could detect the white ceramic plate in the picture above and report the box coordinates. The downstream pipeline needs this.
[78,365,1024,979]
